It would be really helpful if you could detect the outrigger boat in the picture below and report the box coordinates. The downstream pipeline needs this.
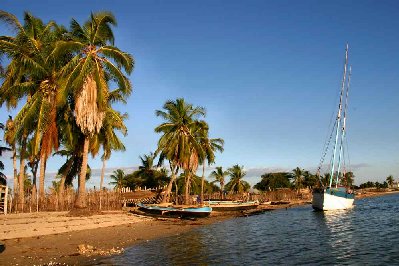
[136,203,212,218]
[312,44,355,211]
[206,200,259,211]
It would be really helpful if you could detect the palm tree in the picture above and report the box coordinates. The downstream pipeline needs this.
[303,170,318,190]
[55,103,82,187]
[292,167,304,192]
[4,116,17,192]
[197,125,224,204]
[320,172,331,187]
[386,175,394,188]
[342,171,354,188]
[109,169,126,190]
[129,153,169,189]
[210,166,228,198]
[155,98,206,203]
[25,138,40,204]
[180,120,208,205]
[55,12,133,208]
[94,107,127,210]
[225,164,250,193]
[96,104,127,191]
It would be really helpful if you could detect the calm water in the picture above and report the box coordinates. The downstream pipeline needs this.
[102,193,399,265]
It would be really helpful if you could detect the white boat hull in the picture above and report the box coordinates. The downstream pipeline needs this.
[312,191,354,211]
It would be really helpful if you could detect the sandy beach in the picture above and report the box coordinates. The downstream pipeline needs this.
[0,191,397,266]
[0,207,263,265]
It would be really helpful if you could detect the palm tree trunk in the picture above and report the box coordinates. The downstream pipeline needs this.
[184,171,191,205]
[221,182,224,200]
[200,163,205,205]
[39,151,46,202]
[100,159,106,190]
[59,158,72,211]
[59,176,66,211]
[12,146,18,195]
[31,160,38,211]
[99,159,106,210]
[174,179,178,201]
[18,137,27,212]
[162,165,176,203]
[74,136,89,209]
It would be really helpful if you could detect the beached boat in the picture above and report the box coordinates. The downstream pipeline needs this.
[206,200,259,211]
[312,44,355,211]
[136,203,212,218]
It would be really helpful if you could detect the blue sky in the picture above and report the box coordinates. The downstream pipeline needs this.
[1,0,398,187]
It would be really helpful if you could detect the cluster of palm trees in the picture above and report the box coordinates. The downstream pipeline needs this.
[0,10,133,210]
[108,161,251,202]
[108,153,170,190]
[358,175,396,189]
[153,98,224,204]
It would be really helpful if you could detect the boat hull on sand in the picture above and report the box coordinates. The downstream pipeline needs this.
[207,200,259,211]
[137,203,212,218]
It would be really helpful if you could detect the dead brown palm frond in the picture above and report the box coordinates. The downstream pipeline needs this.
[75,75,105,136]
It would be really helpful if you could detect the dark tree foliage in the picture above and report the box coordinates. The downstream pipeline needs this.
[254,172,293,191]
[124,168,170,190]
[359,181,375,189]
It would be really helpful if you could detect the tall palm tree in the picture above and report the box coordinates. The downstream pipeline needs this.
[155,98,206,203]
[210,166,228,198]
[4,116,17,192]
[25,138,40,203]
[55,12,133,208]
[225,164,250,193]
[109,169,126,190]
[386,175,394,188]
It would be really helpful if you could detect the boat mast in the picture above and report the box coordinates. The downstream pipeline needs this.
[329,44,348,188]
[336,66,351,187]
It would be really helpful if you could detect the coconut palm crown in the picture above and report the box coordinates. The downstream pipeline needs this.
[225,164,250,193]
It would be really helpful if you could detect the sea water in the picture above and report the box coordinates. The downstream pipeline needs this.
[101,193,399,265]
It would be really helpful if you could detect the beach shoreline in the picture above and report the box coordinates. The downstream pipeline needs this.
[0,191,397,265]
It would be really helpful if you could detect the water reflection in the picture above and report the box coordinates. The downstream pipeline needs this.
[319,209,355,261]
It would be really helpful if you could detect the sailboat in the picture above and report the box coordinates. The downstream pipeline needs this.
[312,44,355,211]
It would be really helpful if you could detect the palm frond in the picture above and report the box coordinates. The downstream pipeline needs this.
[99,46,134,74]
[0,10,24,33]
[102,58,132,96]
[52,40,84,60]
